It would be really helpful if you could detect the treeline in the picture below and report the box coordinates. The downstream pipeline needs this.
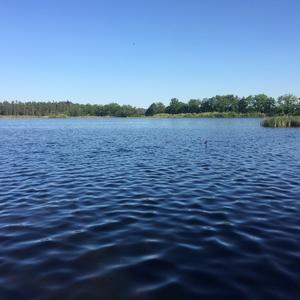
[145,94,300,116]
[0,101,145,117]
[1,94,299,117]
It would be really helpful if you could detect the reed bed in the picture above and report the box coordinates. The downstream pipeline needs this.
[262,116,300,127]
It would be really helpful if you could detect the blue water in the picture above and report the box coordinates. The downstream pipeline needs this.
[0,118,300,300]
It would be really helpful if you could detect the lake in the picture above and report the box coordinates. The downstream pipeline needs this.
[0,118,300,300]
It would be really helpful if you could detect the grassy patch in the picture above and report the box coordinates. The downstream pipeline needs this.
[47,114,68,118]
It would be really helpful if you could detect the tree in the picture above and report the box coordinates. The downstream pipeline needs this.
[200,98,215,112]
[0,101,145,117]
[165,98,187,114]
[188,99,201,113]
[1,94,299,117]
[252,94,275,114]
[238,97,250,113]
[145,102,165,116]
[277,94,299,115]
[214,95,239,112]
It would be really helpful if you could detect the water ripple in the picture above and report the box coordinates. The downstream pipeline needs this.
[0,118,300,300]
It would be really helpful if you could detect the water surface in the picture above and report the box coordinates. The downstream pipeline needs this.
[0,118,300,300]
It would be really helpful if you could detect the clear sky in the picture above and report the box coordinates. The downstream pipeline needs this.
[0,0,299,107]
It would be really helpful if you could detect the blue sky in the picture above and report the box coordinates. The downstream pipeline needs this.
[0,0,299,107]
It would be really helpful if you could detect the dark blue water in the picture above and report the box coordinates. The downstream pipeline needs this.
[0,118,300,300]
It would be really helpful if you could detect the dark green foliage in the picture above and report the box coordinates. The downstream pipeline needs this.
[146,94,299,116]
[277,94,299,115]
[145,102,165,116]
[187,99,201,113]
[0,101,145,117]
[1,94,299,118]
[213,95,239,112]
[252,94,276,113]
[237,97,250,113]
[165,98,188,114]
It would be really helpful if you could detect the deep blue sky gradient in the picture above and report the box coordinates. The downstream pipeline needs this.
[0,0,299,106]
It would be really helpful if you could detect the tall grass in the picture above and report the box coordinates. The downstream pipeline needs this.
[262,116,300,127]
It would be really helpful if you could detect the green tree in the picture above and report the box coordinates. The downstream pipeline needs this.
[277,94,299,114]
[188,99,201,113]
[238,97,249,113]
[165,98,187,114]
[214,95,239,112]
[200,98,215,112]
[145,102,165,116]
[253,94,275,114]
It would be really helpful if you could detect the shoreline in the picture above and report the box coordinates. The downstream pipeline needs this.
[0,112,266,119]
[2,114,299,128]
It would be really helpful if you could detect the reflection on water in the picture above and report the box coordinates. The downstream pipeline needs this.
[0,118,300,300]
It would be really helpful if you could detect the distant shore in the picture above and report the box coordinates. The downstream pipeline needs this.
[142,112,265,118]
[0,112,266,119]
[0,115,111,119]
[2,113,300,128]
